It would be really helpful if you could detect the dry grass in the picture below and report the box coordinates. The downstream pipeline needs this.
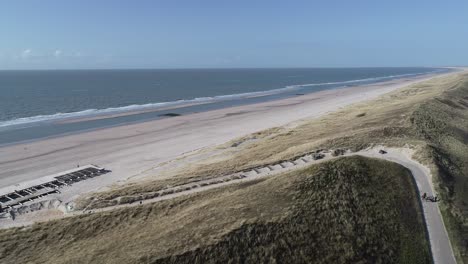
[410,77,468,263]
[2,72,466,263]
[80,73,463,205]
[78,72,468,263]
[0,157,429,264]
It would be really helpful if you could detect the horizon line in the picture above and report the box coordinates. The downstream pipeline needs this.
[0,66,455,71]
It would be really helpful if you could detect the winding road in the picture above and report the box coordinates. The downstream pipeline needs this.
[1,147,457,263]
[357,148,457,264]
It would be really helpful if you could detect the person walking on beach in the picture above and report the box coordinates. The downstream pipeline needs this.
[422,192,427,200]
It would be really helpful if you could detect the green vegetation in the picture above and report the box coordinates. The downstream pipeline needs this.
[76,72,468,262]
[0,157,430,264]
[79,74,461,202]
[3,72,465,263]
[411,78,468,263]
[154,72,468,263]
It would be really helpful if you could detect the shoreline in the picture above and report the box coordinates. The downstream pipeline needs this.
[0,69,452,148]
[0,70,460,196]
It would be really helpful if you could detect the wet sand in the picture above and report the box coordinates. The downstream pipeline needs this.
[0,71,457,199]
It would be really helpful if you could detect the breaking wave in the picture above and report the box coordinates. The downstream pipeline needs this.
[0,69,442,129]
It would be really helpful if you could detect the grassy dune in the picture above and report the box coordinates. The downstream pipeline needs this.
[2,72,465,263]
[0,157,430,264]
[81,74,462,203]
[411,77,468,263]
[78,72,468,262]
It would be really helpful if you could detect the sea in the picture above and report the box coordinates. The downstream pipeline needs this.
[0,67,449,146]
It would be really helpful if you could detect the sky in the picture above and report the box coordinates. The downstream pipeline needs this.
[1,0,467,69]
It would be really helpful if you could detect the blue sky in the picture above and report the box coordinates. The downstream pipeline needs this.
[1,0,467,69]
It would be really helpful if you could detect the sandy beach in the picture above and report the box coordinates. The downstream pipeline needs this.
[0,70,458,201]
[3,2,468,262]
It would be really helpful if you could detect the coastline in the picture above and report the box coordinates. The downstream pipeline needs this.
[0,68,449,146]
[0,70,459,194]
[0,69,452,148]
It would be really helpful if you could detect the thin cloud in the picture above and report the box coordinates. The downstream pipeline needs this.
[21,49,32,59]
[54,49,62,57]
[17,49,85,60]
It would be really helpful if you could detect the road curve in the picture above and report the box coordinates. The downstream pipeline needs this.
[0,148,457,263]
[357,148,456,264]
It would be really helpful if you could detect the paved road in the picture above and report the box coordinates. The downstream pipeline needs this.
[69,148,459,264]
[1,147,457,263]
[358,149,457,264]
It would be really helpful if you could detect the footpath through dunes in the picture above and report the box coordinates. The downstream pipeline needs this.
[359,149,457,264]
[0,147,455,264]
[0,71,453,190]
[0,70,465,263]
[0,70,464,263]
[122,69,466,263]
[0,156,431,264]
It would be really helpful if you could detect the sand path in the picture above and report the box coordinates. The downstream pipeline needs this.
[83,147,459,264]
[1,147,456,264]
[0,70,460,263]
[0,72,454,201]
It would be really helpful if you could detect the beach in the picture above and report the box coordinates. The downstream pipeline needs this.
[3,2,468,262]
[0,70,458,202]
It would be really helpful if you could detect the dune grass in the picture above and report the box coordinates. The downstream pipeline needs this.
[76,71,468,262]
[0,157,430,264]
[79,73,461,199]
[1,71,463,263]
[410,77,468,263]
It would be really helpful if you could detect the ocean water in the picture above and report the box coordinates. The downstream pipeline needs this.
[0,67,447,145]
